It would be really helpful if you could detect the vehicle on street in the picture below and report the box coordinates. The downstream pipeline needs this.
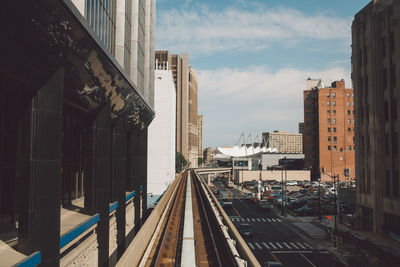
[295,205,314,216]
[227,181,234,188]
[286,181,297,186]
[263,262,283,267]
[238,223,254,237]
[258,199,272,210]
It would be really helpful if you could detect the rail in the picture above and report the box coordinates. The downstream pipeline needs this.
[13,251,41,267]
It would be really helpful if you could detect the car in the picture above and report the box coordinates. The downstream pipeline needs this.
[296,205,314,216]
[238,223,254,238]
[286,181,297,186]
[258,199,272,210]
[263,262,283,267]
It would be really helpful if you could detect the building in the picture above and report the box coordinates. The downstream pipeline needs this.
[0,0,155,266]
[262,130,303,154]
[198,114,204,162]
[188,66,199,167]
[147,64,176,198]
[299,122,304,134]
[303,79,355,181]
[203,147,218,163]
[352,0,400,237]
[155,51,189,160]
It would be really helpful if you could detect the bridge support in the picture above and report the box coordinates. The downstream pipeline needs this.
[208,174,211,185]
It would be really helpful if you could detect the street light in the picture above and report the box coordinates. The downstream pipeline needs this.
[321,167,338,247]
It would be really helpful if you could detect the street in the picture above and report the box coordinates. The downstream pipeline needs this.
[212,181,342,266]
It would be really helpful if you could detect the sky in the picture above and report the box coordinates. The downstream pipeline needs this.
[156,0,371,148]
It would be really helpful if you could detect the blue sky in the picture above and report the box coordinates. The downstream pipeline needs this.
[156,0,370,148]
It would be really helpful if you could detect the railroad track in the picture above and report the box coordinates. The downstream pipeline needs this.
[147,170,237,267]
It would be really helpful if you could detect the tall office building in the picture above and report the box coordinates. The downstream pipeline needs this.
[198,114,204,162]
[303,79,355,181]
[352,0,400,236]
[0,1,155,265]
[155,51,190,160]
[188,66,199,167]
[262,131,303,154]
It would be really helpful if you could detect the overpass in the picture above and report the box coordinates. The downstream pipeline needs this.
[117,169,260,267]
[195,167,232,185]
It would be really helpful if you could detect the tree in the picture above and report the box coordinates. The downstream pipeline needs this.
[176,152,187,173]
[198,157,204,167]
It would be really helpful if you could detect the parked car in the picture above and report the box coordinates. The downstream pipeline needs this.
[238,223,254,238]
[286,181,297,186]
[296,205,314,216]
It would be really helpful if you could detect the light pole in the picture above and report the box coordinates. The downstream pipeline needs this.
[322,167,338,247]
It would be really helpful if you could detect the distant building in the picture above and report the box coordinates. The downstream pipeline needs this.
[188,66,198,167]
[148,66,176,196]
[203,147,218,163]
[262,130,302,154]
[303,79,355,181]
[197,114,204,161]
[352,0,400,237]
[155,51,189,160]
[299,122,304,134]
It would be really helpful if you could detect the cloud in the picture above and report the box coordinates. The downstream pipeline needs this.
[156,6,352,56]
[198,66,351,147]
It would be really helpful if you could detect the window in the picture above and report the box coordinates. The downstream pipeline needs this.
[352,102,354,106]
[382,36,387,57]
[347,110,351,115]
[390,31,395,54]
[328,127,331,132]
[333,101,336,107]
[334,128,336,133]
[332,92,336,98]
[327,110,331,115]
[328,145,331,151]
[347,93,350,98]
[348,127,351,133]
[327,118,331,124]
[392,99,397,120]
[333,118,336,124]
[334,146,337,151]
[348,146,352,151]
[352,93,354,98]
[384,101,389,121]
[383,68,388,89]
[347,119,351,124]
[333,110,336,115]
[326,92,330,97]
[340,147,343,152]
[391,65,396,87]
[328,136,331,142]
[347,102,351,106]
[326,101,330,106]
[333,136,337,143]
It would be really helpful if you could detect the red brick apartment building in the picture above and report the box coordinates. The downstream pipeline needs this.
[303,79,355,182]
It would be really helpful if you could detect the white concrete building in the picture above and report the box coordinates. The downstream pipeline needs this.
[148,65,176,197]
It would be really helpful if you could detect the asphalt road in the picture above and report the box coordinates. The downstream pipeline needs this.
[212,181,342,267]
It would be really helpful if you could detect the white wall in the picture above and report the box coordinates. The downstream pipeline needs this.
[147,69,176,196]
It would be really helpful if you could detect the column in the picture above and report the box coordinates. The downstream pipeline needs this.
[18,69,64,266]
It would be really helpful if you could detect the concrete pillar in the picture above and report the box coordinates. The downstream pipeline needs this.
[228,172,231,183]
[208,174,211,185]
[18,69,64,266]
[132,130,142,234]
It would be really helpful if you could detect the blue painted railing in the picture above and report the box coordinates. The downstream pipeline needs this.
[126,191,136,202]
[109,201,119,213]
[15,251,41,267]
[59,213,100,249]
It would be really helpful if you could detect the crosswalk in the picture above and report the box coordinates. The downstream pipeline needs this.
[230,217,282,223]
[292,222,327,239]
[247,241,314,251]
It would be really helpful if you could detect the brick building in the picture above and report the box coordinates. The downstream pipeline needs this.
[303,79,355,181]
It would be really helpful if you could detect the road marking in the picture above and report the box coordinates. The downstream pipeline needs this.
[271,218,277,222]
[255,242,262,249]
[269,242,277,249]
[276,218,282,222]
[271,250,313,254]
[267,218,272,222]
[256,218,261,222]
[297,242,306,249]
[261,218,266,222]
[283,242,291,249]
[303,242,314,249]
[269,252,281,263]
[275,242,283,249]
[251,218,255,222]
[232,206,242,218]
[241,218,245,222]
[246,218,250,222]
[299,252,317,267]
[247,242,255,249]
[290,242,299,249]
[262,242,270,249]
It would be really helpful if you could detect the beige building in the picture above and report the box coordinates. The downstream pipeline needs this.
[155,51,189,160]
[188,66,198,167]
[262,131,303,154]
[352,0,400,236]
[198,114,204,161]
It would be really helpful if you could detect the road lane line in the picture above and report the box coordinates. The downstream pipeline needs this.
[271,218,277,222]
[261,218,266,222]
[255,242,262,249]
[290,242,299,249]
[303,242,314,249]
[269,252,281,263]
[262,242,270,249]
[275,242,283,249]
[232,206,242,218]
[297,242,306,249]
[283,242,291,249]
[299,252,317,267]
[272,251,312,254]
[247,242,255,249]
[269,242,277,249]
[267,218,272,222]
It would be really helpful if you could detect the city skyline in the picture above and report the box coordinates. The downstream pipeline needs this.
[156,0,370,148]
